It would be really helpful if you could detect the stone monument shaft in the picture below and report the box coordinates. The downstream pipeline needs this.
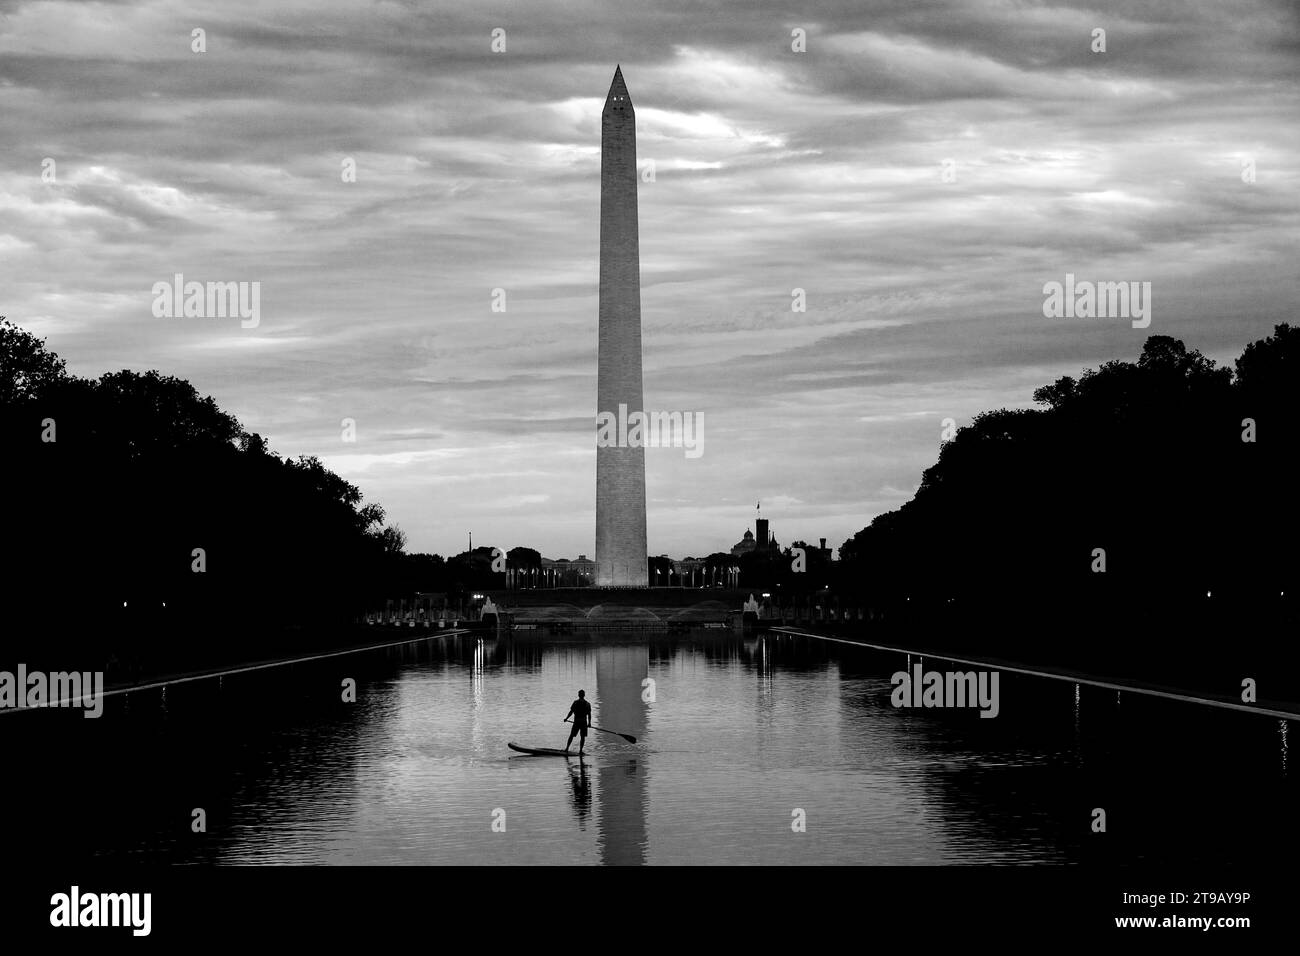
[595,66,648,588]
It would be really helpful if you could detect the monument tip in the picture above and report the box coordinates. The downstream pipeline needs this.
[606,65,630,105]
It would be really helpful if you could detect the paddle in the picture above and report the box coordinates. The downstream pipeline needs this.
[565,717,637,744]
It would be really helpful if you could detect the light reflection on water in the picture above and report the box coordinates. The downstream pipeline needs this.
[3,631,1295,865]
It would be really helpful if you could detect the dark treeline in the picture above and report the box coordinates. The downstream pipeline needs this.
[829,327,1300,699]
[0,319,498,678]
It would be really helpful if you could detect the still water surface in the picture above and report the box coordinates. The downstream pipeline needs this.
[6,631,1294,865]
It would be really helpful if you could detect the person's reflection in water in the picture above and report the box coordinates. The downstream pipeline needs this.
[568,760,591,825]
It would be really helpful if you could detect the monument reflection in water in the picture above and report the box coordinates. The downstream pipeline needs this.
[594,644,650,865]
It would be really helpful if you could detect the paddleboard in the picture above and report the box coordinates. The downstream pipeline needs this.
[508,743,587,758]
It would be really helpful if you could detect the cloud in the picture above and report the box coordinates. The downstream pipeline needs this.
[2,0,1297,556]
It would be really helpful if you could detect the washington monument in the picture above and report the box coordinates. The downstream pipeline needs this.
[595,66,649,588]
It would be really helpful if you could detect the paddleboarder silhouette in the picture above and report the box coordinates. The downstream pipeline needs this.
[564,690,592,755]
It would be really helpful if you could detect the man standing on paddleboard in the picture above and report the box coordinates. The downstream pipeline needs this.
[564,690,592,755]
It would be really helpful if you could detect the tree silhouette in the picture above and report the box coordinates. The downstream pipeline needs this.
[833,327,1299,695]
[507,546,542,568]
[0,318,67,405]
[1,321,399,676]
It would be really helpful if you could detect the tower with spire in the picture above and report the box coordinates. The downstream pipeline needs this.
[595,66,649,588]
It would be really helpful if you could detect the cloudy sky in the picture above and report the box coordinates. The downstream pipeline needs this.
[2,0,1297,559]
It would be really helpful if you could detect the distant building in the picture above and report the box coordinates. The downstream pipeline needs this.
[526,554,595,588]
[569,554,595,581]
[731,530,756,556]
[731,516,780,557]
[790,537,833,563]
